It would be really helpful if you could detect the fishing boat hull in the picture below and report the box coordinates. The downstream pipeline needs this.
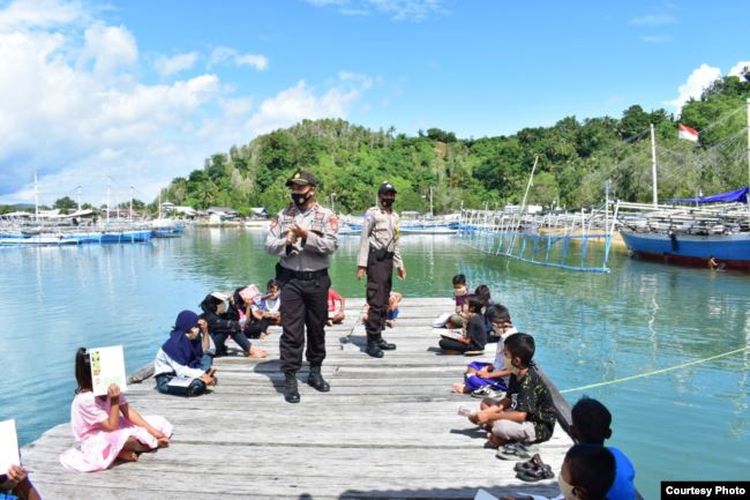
[620,229,750,269]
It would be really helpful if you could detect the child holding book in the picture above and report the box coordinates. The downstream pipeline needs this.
[60,348,173,472]
[438,295,487,354]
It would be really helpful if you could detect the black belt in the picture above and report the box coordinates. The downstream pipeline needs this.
[276,263,328,281]
[369,247,394,260]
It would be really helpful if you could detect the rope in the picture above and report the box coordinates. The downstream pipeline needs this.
[560,345,750,394]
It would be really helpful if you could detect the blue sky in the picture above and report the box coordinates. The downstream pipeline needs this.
[1,0,749,205]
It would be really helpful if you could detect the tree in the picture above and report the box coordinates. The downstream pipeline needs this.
[53,196,77,211]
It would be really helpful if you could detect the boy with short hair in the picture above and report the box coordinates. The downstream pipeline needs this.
[466,333,556,448]
[445,274,469,328]
[451,304,517,396]
[570,397,636,500]
[560,444,616,500]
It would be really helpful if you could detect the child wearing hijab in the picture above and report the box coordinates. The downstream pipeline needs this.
[59,348,173,472]
[154,310,217,396]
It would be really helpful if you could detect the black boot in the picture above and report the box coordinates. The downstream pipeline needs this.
[283,372,300,403]
[377,337,396,350]
[307,365,330,392]
[366,338,384,358]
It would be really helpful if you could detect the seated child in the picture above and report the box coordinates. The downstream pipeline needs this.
[451,304,517,395]
[327,288,346,325]
[385,291,403,328]
[445,274,469,328]
[473,284,498,341]
[60,348,173,472]
[560,444,616,500]
[438,295,487,354]
[234,285,271,339]
[570,397,637,500]
[0,465,40,500]
[466,333,555,448]
[200,292,267,358]
[254,280,281,326]
[154,310,217,397]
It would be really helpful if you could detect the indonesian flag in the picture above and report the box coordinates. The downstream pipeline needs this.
[678,123,699,143]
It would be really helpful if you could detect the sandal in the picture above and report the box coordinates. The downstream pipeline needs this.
[516,464,554,482]
[495,442,538,461]
[514,453,545,472]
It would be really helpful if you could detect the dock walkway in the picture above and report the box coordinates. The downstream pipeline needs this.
[21,298,571,499]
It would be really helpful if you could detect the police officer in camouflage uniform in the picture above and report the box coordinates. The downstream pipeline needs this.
[265,170,339,403]
[357,181,406,358]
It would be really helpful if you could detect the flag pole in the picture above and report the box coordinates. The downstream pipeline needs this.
[650,123,658,207]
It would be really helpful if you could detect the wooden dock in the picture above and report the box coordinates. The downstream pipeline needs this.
[21,298,571,499]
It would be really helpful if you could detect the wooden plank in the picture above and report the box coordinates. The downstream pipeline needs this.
[21,298,572,500]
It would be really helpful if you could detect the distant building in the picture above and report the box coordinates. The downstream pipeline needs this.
[207,207,238,220]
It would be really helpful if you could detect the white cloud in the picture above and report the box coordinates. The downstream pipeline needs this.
[0,0,370,205]
[629,14,676,26]
[0,0,85,31]
[666,63,722,113]
[235,53,268,71]
[155,51,199,78]
[247,75,370,135]
[79,23,138,76]
[304,0,444,21]
[208,46,269,71]
[728,61,750,79]
[639,34,671,44]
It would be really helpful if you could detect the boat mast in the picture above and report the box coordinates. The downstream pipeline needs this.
[106,177,111,226]
[650,123,658,207]
[746,98,750,188]
[33,171,39,222]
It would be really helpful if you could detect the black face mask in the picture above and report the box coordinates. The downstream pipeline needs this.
[380,197,395,208]
[291,191,312,207]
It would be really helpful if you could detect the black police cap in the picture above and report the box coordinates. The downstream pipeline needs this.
[285,170,318,187]
[378,181,397,195]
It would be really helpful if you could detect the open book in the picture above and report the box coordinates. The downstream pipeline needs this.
[90,345,128,397]
[0,419,20,472]
[166,375,194,388]
[433,328,465,341]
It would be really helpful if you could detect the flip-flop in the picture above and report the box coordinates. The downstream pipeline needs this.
[496,442,538,460]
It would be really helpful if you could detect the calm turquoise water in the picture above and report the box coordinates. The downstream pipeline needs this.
[1,228,749,497]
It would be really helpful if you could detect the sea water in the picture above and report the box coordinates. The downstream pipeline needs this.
[1,228,748,497]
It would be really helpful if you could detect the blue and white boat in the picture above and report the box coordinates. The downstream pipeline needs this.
[618,187,750,270]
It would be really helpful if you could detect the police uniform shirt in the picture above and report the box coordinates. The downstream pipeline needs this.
[357,206,403,270]
[265,203,339,272]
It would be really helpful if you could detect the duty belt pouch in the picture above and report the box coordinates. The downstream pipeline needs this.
[372,247,388,262]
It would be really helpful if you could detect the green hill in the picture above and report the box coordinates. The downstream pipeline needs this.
[158,74,750,215]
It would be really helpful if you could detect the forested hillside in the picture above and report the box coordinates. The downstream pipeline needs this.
[159,74,750,215]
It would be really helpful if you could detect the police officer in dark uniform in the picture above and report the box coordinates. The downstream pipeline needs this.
[265,170,339,403]
[357,181,406,358]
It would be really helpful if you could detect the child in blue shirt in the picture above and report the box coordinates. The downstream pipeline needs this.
[570,397,637,500]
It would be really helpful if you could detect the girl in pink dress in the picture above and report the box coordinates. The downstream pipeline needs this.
[59,348,173,472]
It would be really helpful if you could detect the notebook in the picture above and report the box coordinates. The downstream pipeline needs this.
[89,345,128,397]
[0,419,20,472]
[434,328,465,341]
[166,375,194,388]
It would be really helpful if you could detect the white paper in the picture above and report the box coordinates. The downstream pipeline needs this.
[90,345,128,396]
[0,419,20,472]
[473,489,498,500]
[166,375,194,388]
[435,328,464,341]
